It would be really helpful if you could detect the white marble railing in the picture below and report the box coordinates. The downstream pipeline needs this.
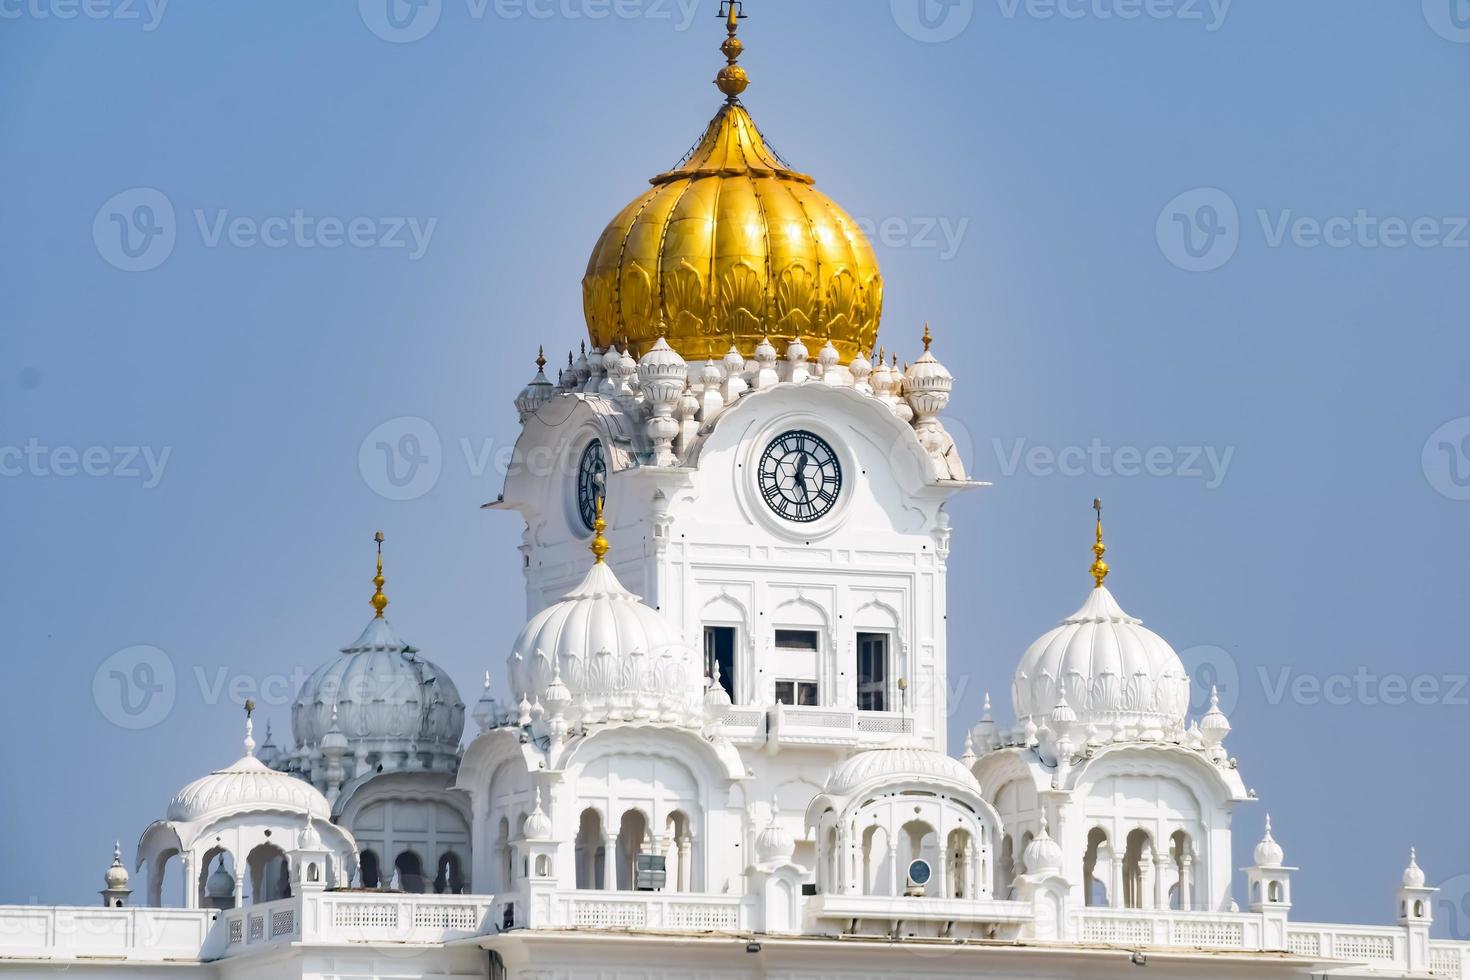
[0,904,215,962]
[1285,922,1406,963]
[1074,907,1265,950]
[549,890,752,933]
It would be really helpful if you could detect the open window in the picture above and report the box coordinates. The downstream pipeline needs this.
[703,625,737,702]
[856,632,889,711]
[775,680,819,706]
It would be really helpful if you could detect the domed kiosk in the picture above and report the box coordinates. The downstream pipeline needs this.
[135,707,354,909]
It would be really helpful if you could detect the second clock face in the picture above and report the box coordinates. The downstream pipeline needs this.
[577,440,606,532]
[757,430,843,523]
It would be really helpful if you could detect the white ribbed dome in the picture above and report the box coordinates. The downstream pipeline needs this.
[1023,820,1064,876]
[1404,849,1426,888]
[827,744,981,797]
[168,753,331,823]
[1012,586,1189,738]
[508,562,704,726]
[755,817,795,865]
[291,617,465,767]
[1254,816,1285,868]
[103,844,129,889]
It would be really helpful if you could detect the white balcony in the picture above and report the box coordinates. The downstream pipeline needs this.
[808,892,1033,930]
[0,904,215,963]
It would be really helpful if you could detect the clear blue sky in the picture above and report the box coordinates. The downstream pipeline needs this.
[3,0,1468,932]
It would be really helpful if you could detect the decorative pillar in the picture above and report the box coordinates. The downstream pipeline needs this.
[1138,850,1155,910]
[887,843,900,897]
[181,853,195,909]
[1179,854,1194,911]
[603,834,620,891]
[934,841,948,898]
[677,836,692,892]
[1110,847,1124,910]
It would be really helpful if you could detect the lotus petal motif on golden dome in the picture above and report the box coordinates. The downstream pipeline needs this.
[663,260,706,338]
[719,261,766,338]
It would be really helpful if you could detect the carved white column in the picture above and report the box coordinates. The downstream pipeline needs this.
[677,835,692,892]
[887,843,900,897]
[1138,850,1155,910]
[1179,854,1194,912]
[603,834,619,891]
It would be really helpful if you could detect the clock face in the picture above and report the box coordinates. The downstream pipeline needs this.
[576,440,606,532]
[757,430,843,523]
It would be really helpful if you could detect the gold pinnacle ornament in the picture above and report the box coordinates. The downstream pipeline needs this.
[1090,498,1109,589]
[371,531,389,618]
[715,1,749,100]
[590,497,610,565]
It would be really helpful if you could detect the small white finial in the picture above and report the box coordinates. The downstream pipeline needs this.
[483,671,492,691]
[981,692,993,721]
[243,699,257,757]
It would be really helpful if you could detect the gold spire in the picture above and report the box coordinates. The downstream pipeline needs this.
[715,1,749,100]
[922,323,933,352]
[371,531,389,618]
[535,345,546,371]
[1090,498,1109,589]
[590,496,610,564]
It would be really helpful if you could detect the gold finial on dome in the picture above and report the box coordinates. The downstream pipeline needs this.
[1090,498,1109,589]
[371,531,389,618]
[715,1,749,100]
[535,345,546,371]
[922,323,933,352]
[582,3,883,363]
[590,496,610,564]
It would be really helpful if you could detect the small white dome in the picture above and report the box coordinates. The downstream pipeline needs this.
[168,753,331,823]
[1023,818,1064,876]
[508,562,704,726]
[292,617,465,768]
[827,744,981,797]
[205,858,235,900]
[523,789,553,840]
[1404,849,1426,888]
[103,843,129,889]
[1012,586,1189,738]
[1254,815,1285,868]
[755,813,795,865]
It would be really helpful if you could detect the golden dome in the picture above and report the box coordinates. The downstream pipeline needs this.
[582,6,883,363]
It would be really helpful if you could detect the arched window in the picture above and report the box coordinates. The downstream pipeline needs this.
[996,834,1015,899]
[535,855,551,877]
[665,810,696,892]
[359,850,381,889]
[245,843,290,904]
[1269,880,1283,903]
[393,851,426,894]
[1122,830,1154,910]
[1084,829,1111,908]
[434,852,464,894]
[575,808,605,889]
[615,810,649,891]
